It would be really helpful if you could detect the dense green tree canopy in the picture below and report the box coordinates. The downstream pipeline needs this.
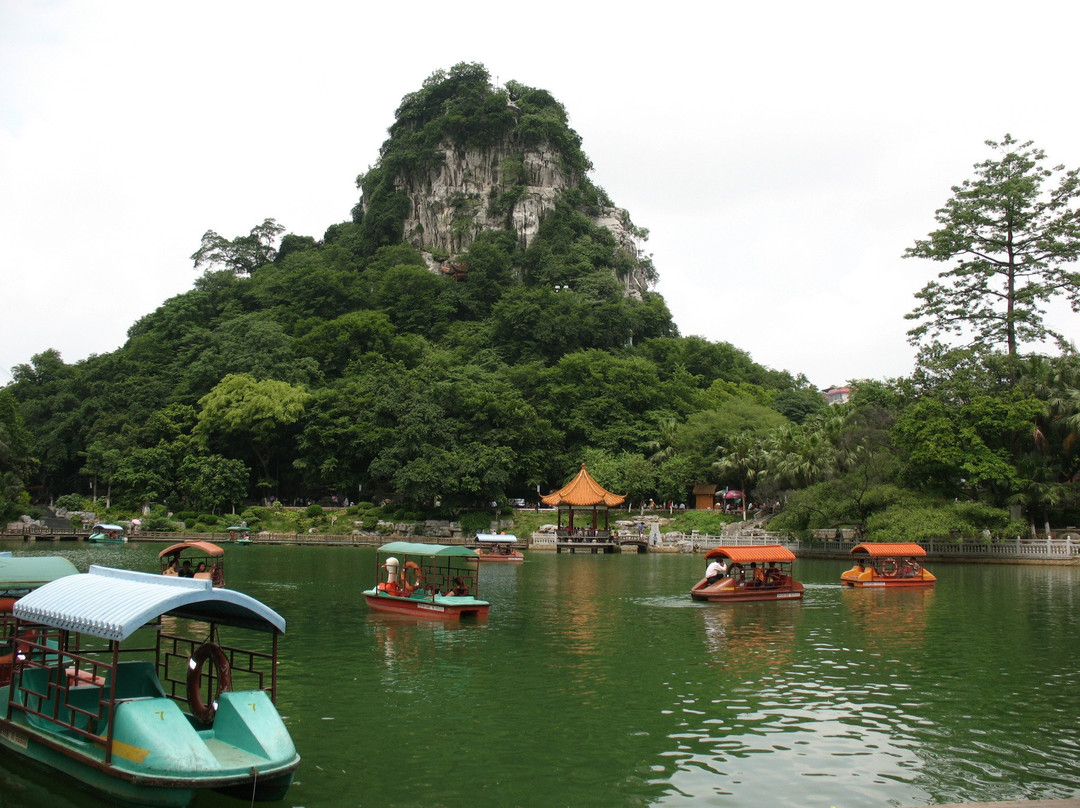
[3,72,1077,536]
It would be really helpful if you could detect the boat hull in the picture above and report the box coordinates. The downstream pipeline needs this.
[840,565,936,588]
[840,575,935,588]
[690,578,804,603]
[477,553,524,563]
[0,687,299,807]
[363,590,489,619]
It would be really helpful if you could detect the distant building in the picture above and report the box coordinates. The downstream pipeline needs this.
[692,483,717,510]
[823,386,851,406]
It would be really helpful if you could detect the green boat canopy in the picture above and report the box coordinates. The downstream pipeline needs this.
[0,554,79,594]
[377,542,479,557]
[13,566,286,641]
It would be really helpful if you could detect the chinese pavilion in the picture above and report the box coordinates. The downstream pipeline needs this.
[541,464,626,551]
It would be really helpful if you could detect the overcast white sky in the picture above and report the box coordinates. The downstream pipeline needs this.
[2,0,1078,389]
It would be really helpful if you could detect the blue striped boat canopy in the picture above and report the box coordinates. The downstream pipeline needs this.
[12,566,286,641]
[476,533,518,543]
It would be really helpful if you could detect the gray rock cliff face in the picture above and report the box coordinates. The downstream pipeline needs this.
[380,138,651,297]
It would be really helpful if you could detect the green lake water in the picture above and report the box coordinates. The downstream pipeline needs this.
[2,540,1080,808]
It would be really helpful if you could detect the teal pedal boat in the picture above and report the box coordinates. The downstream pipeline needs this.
[0,566,300,807]
[88,523,126,543]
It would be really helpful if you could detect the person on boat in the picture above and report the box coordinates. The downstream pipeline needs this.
[448,576,469,596]
[750,562,765,587]
[705,558,726,585]
[180,560,193,577]
[195,562,207,576]
[729,563,744,583]
[163,559,179,576]
[210,562,224,587]
[764,562,782,587]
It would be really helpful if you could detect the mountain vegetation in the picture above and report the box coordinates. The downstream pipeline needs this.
[2,65,1078,539]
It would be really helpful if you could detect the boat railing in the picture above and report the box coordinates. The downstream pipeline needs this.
[687,533,1080,560]
[158,631,277,704]
[9,628,113,748]
[554,528,613,541]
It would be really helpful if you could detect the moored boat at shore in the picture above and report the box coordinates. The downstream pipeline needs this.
[691,545,804,602]
[88,523,125,543]
[363,542,490,619]
[0,566,300,807]
[840,542,936,587]
[475,533,524,562]
[225,525,252,545]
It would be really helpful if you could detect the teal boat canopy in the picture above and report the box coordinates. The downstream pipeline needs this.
[378,541,479,557]
[13,566,286,641]
[0,555,79,594]
[90,523,124,532]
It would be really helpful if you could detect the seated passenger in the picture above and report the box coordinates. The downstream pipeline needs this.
[448,576,469,596]
[750,562,765,587]
[704,559,726,585]
[764,562,782,586]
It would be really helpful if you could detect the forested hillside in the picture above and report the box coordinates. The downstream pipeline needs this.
[2,66,1078,540]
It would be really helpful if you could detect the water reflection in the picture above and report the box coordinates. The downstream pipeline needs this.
[4,542,1080,807]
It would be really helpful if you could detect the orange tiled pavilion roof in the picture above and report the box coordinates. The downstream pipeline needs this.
[541,464,626,507]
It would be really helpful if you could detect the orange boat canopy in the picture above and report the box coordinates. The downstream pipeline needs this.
[704,545,796,564]
[850,542,926,558]
[158,541,225,558]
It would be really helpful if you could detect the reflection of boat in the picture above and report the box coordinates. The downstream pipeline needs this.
[0,554,79,686]
[363,542,490,619]
[691,545,804,602]
[475,533,524,562]
[158,540,225,586]
[1,566,300,807]
[225,525,252,545]
[88,523,125,543]
[840,542,936,587]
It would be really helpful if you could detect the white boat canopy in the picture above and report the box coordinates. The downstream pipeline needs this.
[91,523,125,532]
[476,533,518,543]
[12,566,286,641]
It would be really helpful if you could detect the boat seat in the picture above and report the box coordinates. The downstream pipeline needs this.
[105,660,168,701]
[17,667,102,735]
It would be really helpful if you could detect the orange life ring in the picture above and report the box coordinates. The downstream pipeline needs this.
[881,559,898,577]
[401,561,423,592]
[187,642,231,724]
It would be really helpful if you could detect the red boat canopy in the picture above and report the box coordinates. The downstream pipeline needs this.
[158,541,225,558]
[704,545,795,563]
[850,542,926,557]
